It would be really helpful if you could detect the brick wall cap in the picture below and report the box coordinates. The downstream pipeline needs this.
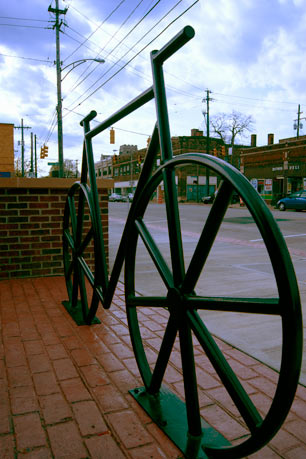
[0,177,114,189]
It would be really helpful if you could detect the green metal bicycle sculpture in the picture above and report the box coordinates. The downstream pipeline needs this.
[63,26,303,458]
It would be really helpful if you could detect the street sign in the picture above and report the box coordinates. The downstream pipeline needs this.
[48,162,59,166]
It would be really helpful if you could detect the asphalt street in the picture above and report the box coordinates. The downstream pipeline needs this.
[108,201,306,386]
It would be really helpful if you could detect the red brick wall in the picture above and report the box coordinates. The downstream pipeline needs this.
[0,178,112,279]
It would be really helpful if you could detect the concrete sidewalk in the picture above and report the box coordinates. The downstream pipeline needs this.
[0,276,305,458]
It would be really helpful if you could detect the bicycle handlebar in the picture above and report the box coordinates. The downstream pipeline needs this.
[151,25,195,64]
[80,26,195,132]
[80,110,97,127]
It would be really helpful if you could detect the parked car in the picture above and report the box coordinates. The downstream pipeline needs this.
[201,193,214,204]
[108,193,122,202]
[201,190,239,204]
[277,191,306,211]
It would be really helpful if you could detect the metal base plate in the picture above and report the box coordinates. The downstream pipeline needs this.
[129,385,230,458]
[62,300,101,325]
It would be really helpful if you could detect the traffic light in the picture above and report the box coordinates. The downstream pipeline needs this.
[137,155,142,165]
[213,147,218,157]
[40,145,48,159]
[110,128,115,144]
[221,145,226,156]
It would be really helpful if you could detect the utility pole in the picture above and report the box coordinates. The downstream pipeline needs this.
[294,105,306,138]
[30,132,34,176]
[297,104,301,138]
[203,89,212,196]
[48,0,67,178]
[34,135,37,177]
[14,118,31,177]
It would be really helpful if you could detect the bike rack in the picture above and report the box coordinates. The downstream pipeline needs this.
[62,26,303,458]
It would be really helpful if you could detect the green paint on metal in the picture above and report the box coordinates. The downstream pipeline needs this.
[62,300,100,325]
[129,385,230,458]
[61,24,303,458]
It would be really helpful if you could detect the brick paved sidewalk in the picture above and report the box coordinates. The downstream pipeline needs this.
[0,276,305,458]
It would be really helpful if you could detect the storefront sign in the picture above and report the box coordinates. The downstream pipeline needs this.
[264,179,272,191]
[272,166,283,171]
[289,164,300,171]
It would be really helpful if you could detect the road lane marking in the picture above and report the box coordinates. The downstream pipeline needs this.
[250,233,306,242]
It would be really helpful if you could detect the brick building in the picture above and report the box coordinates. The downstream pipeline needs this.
[239,134,306,204]
[0,123,14,177]
[103,129,230,201]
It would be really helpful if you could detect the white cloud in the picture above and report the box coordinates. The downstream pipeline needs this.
[0,0,306,176]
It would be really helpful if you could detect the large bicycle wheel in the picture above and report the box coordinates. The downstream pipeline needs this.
[124,153,303,458]
[63,182,105,325]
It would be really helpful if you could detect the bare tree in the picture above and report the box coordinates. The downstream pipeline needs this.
[210,110,255,145]
[49,159,78,178]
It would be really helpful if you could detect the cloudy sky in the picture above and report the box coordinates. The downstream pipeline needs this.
[1,0,306,176]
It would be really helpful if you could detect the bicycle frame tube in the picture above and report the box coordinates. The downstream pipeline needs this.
[103,124,160,309]
[78,26,195,309]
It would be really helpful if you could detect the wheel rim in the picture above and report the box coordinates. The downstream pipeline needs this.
[63,182,103,324]
[124,154,303,457]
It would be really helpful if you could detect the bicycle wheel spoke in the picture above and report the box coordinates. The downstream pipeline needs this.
[123,149,302,456]
[76,188,86,247]
[135,217,174,290]
[162,167,185,286]
[179,318,202,436]
[79,227,94,254]
[71,267,79,308]
[68,195,77,240]
[78,265,89,318]
[63,228,75,251]
[188,309,262,432]
[149,315,178,394]
[188,296,281,315]
[126,295,168,308]
[66,259,74,280]
[182,180,233,294]
[78,256,95,288]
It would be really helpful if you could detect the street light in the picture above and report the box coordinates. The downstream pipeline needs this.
[61,58,105,81]
[56,58,105,178]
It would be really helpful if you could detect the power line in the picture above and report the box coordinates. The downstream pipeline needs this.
[63,107,151,136]
[213,91,300,106]
[0,16,49,22]
[43,110,58,145]
[60,1,188,103]
[62,0,305,112]
[65,0,192,113]
[65,0,162,98]
[62,0,126,64]
[0,53,51,64]
[0,23,47,29]
[213,97,297,113]
[65,0,147,94]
